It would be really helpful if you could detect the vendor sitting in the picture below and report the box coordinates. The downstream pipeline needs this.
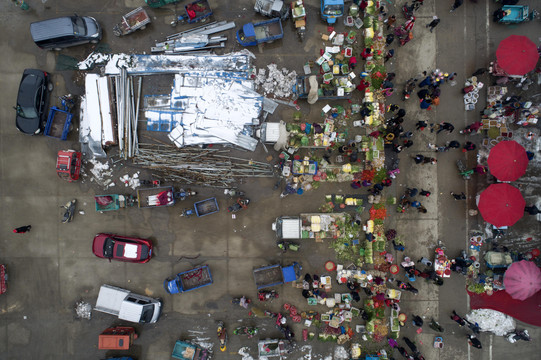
[493,8,510,22]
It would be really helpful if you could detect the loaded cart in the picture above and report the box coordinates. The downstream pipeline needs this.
[180,198,219,217]
[45,95,75,140]
[172,340,210,360]
[174,0,213,25]
[113,7,151,37]
[137,186,175,208]
[253,262,301,290]
[95,194,136,212]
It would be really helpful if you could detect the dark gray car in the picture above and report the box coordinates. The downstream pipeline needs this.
[30,15,102,50]
[15,69,51,135]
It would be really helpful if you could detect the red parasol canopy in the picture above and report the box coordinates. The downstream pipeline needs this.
[487,140,529,181]
[504,260,541,301]
[496,35,539,76]
[477,183,525,227]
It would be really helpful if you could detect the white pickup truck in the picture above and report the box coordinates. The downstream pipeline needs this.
[94,284,162,324]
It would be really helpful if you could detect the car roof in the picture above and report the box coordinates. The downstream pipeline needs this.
[30,16,77,41]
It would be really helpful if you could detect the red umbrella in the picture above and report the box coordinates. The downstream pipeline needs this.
[487,140,529,181]
[477,183,525,227]
[496,35,539,75]
[504,260,541,301]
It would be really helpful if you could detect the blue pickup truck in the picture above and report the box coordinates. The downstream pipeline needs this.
[237,18,283,47]
[164,265,213,294]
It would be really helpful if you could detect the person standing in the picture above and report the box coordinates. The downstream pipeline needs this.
[448,140,460,148]
[437,122,455,134]
[463,141,476,152]
[426,16,440,32]
[384,14,396,30]
[13,225,32,233]
[450,192,466,200]
[450,0,464,12]
[416,120,428,131]
[467,334,482,349]
[524,205,540,215]
[420,189,431,197]
[384,49,395,63]
[413,155,424,164]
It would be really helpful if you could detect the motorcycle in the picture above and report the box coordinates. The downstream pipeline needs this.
[506,329,530,343]
[232,295,251,309]
[61,199,76,223]
[277,241,300,253]
[396,280,419,294]
[403,78,417,100]
[227,197,250,213]
[217,321,227,352]
[233,326,259,338]
[258,289,279,302]
[456,159,473,180]
[174,189,197,201]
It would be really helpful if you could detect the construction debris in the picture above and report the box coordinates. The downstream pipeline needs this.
[133,144,274,187]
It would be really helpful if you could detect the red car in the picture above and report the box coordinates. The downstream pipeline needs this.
[92,233,152,263]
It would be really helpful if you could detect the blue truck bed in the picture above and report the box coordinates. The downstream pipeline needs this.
[253,262,301,289]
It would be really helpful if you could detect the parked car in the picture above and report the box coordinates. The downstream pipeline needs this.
[30,15,102,50]
[92,233,152,263]
[15,69,51,135]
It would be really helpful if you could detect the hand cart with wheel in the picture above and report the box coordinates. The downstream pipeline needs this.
[113,7,151,36]
[44,95,75,140]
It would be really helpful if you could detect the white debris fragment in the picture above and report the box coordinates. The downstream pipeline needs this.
[88,159,114,188]
[466,309,515,336]
[77,52,111,70]
[75,301,92,320]
[78,211,85,215]
[333,346,348,360]
[119,174,141,190]
[239,347,253,360]
[254,63,297,98]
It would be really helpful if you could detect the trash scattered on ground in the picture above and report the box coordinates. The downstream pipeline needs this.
[119,173,141,190]
[75,301,92,320]
[87,159,115,188]
[238,346,253,360]
[255,63,297,98]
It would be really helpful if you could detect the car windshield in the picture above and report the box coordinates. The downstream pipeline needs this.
[324,5,343,16]
[16,105,37,119]
[140,304,155,323]
[72,16,86,35]
[103,237,115,258]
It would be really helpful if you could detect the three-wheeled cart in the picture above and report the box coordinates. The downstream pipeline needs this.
[497,5,538,24]
[137,186,176,208]
[164,265,213,294]
[98,326,138,350]
[113,7,151,36]
[95,194,135,212]
[45,96,74,140]
[181,198,219,217]
[172,340,210,360]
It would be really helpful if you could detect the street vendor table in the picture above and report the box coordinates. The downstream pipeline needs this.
[434,248,451,278]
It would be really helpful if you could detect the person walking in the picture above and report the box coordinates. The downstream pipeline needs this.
[420,189,431,197]
[451,310,466,326]
[422,157,437,165]
[412,314,424,327]
[413,154,425,164]
[384,14,397,29]
[417,205,427,213]
[437,122,455,134]
[404,337,419,355]
[384,49,395,63]
[467,334,482,349]
[426,16,440,32]
[450,0,464,12]
[416,120,428,131]
[471,68,488,77]
[418,257,432,266]
[406,188,418,197]
[448,140,460,148]
[463,141,476,152]
[385,33,395,46]
[450,192,466,200]
[524,205,540,215]
[13,225,32,233]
